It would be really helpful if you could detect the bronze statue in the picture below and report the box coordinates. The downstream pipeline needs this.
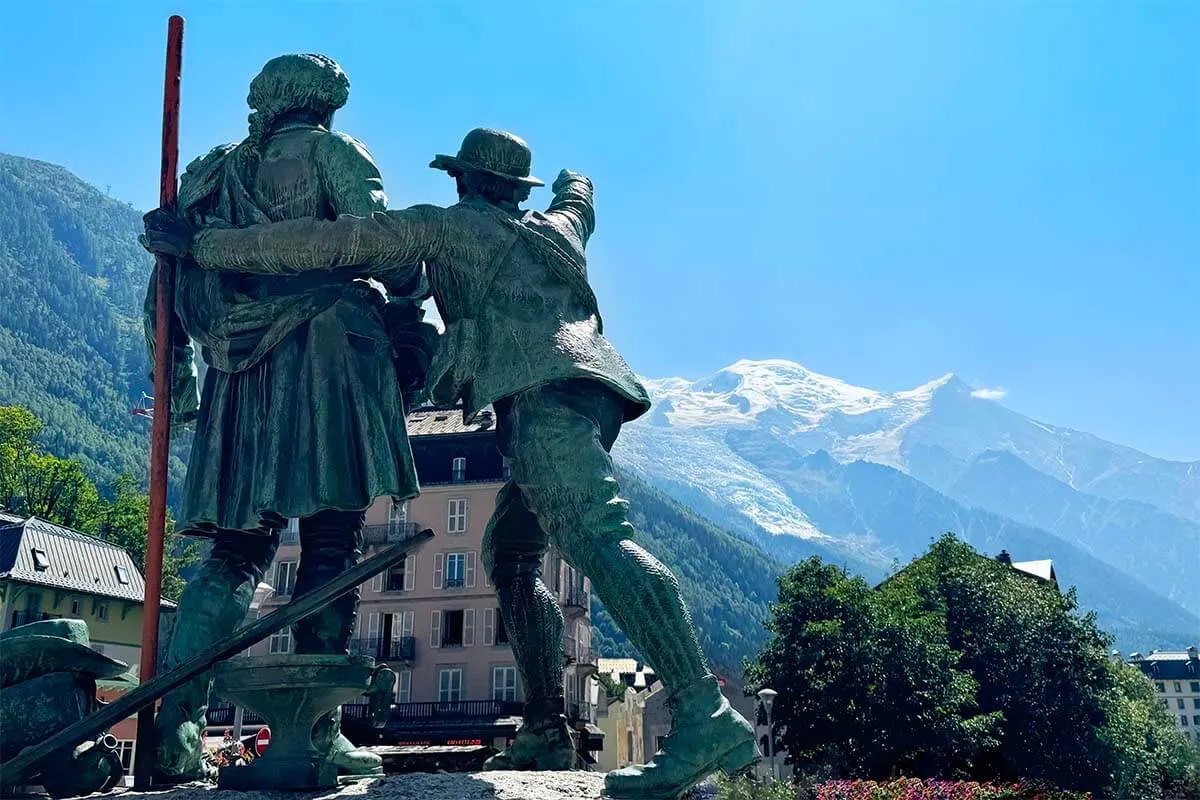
[142,54,434,784]
[143,127,758,799]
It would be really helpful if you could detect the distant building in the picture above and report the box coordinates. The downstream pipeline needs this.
[0,510,176,671]
[236,406,603,763]
[1128,647,1200,746]
[0,510,177,780]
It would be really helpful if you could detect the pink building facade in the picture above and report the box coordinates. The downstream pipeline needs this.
[239,407,600,754]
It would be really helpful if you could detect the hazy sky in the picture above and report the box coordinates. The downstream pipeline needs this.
[1,1,1196,459]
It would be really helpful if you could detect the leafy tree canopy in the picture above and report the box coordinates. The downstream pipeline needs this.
[745,534,1199,799]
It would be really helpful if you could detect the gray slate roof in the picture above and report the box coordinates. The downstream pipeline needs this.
[0,512,175,606]
[406,404,497,437]
[1130,649,1200,681]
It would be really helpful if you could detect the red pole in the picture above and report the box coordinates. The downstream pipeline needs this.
[134,14,183,790]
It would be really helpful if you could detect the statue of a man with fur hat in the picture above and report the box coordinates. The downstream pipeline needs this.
[142,53,434,784]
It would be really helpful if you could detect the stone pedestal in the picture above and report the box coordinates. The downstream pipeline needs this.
[211,654,381,791]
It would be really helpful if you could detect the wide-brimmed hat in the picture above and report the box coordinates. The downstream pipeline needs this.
[430,128,544,187]
[0,618,129,689]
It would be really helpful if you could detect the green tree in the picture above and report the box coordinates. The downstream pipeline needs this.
[745,556,997,780]
[746,534,1199,799]
[97,474,194,601]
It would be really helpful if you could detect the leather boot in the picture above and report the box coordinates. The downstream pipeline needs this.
[483,697,576,771]
[311,708,382,776]
[152,560,257,784]
[604,675,758,799]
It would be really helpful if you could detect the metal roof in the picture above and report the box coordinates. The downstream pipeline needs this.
[405,405,497,437]
[0,514,175,606]
[1011,559,1056,583]
[1129,648,1200,680]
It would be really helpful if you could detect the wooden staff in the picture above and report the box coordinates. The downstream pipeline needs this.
[133,14,184,790]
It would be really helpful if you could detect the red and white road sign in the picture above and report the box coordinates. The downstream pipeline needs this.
[255,727,271,755]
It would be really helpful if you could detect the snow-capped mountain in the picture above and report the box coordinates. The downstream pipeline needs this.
[613,359,1200,641]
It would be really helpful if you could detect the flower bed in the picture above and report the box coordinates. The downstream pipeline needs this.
[811,779,1091,800]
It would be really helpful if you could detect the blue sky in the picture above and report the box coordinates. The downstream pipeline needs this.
[1,1,1196,459]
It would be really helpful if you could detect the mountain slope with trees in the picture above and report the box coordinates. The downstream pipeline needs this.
[0,153,187,500]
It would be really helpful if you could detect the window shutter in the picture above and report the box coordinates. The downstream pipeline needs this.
[401,611,414,637]
[368,612,380,641]
[372,573,383,593]
[446,499,454,532]
[466,551,477,588]
[430,610,442,648]
[483,608,495,646]
[464,608,476,647]
[396,669,411,703]
[404,555,416,591]
[433,553,444,589]
[483,564,490,588]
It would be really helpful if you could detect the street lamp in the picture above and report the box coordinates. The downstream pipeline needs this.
[757,688,778,783]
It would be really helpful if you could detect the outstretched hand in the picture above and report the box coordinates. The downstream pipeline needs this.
[141,208,197,258]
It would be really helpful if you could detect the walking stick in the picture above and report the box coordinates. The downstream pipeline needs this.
[133,14,184,790]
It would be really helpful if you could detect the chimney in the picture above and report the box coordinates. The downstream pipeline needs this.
[995,550,1012,565]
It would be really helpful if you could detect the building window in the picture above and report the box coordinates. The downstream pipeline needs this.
[438,668,463,704]
[1182,716,1190,727]
[275,561,298,596]
[445,553,466,588]
[1192,682,1200,693]
[269,628,292,654]
[1193,699,1200,709]
[1164,699,1170,710]
[386,563,407,592]
[395,669,412,704]
[442,610,465,647]
[94,602,109,621]
[114,565,131,585]
[452,457,467,483]
[1175,682,1183,693]
[31,548,50,571]
[70,599,81,616]
[1156,682,1166,693]
[1179,699,1187,710]
[389,499,408,528]
[496,612,509,645]
[447,499,468,534]
[1194,715,1200,726]
[492,666,517,701]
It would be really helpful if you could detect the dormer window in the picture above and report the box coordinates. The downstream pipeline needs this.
[31,548,49,571]
[452,457,467,483]
[114,565,131,585]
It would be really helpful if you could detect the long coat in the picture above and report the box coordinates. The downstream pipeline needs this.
[188,171,651,424]
[143,121,421,535]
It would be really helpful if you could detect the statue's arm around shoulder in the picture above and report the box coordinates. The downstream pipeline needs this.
[190,204,449,283]
[139,144,235,428]
[318,131,389,216]
[545,169,596,246]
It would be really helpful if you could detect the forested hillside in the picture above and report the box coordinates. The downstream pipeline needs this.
[0,153,187,498]
[591,469,784,675]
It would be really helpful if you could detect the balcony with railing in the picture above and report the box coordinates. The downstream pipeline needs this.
[443,576,465,590]
[350,635,416,662]
[362,523,419,548]
[280,529,299,545]
[562,586,589,616]
[206,704,265,727]
[343,699,522,728]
